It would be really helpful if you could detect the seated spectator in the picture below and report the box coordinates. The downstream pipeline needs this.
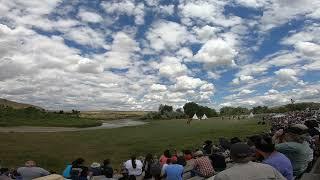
[176,156,186,167]
[149,158,161,180]
[101,159,113,178]
[159,150,171,166]
[17,160,50,180]
[183,150,193,161]
[0,168,11,180]
[161,159,171,177]
[218,138,231,151]
[203,140,214,155]
[89,162,102,176]
[254,135,293,180]
[191,151,214,178]
[70,158,88,180]
[163,158,184,180]
[274,126,313,176]
[209,153,226,172]
[214,143,286,180]
[124,156,143,179]
[142,153,153,179]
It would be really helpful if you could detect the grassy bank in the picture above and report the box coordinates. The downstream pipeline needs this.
[0,107,101,128]
[0,117,269,172]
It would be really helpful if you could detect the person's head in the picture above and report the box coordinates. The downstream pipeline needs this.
[145,153,153,162]
[183,150,192,155]
[204,140,213,146]
[254,135,275,157]
[72,158,85,166]
[194,151,204,158]
[247,135,261,147]
[284,125,308,143]
[176,156,186,166]
[131,156,137,169]
[25,160,36,167]
[219,138,231,150]
[230,137,242,144]
[103,159,111,166]
[230,143,253,163]
[163,149,171,158]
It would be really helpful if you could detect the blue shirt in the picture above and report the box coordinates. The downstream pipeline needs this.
[263,152,294,180]
[164,164,184,180]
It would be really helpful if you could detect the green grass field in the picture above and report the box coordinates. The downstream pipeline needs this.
[0,117,269,172]
[0,107,102,128]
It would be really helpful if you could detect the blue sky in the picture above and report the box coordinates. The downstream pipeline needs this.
[0,0,319,110]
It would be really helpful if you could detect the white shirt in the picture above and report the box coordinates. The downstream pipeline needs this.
[124,160,143,176]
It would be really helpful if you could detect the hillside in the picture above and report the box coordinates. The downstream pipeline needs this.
[0,98,43,110]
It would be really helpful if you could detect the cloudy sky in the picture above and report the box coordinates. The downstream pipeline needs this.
[0,0,320,110]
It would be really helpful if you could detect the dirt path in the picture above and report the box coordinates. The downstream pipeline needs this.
[0,119,148,133]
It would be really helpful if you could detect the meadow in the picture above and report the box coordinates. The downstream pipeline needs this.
[0,107,101,128]
[0,117,269,172]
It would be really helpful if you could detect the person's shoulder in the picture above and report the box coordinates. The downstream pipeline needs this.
[17,167,24,172]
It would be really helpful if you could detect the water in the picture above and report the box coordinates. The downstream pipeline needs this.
[0,119,148,133]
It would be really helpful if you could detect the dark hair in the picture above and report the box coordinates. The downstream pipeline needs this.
[103,159,111,166]
[163,149,171,158]
[131,156,137,169]
[219,138,231,150]
[176,156,186,166]
[72,158,85,166]
[145,153,153,163]
[204,140,213,145]
[254,135,275,153]
[247,135,262,147]
[230,137,242,144]
[166,158,171,164]
[183,150,192,155]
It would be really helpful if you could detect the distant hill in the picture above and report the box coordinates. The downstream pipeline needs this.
[0,98,44,110]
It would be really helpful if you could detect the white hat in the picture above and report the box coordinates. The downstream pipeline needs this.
[91,162,101,168]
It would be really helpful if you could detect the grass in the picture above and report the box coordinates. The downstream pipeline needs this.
[80,111,147,121]
[0,117,269,172]
[0,107,101,128]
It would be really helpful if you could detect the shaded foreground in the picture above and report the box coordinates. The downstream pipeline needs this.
[0,118,269,172]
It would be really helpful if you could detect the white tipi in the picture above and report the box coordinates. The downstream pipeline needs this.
[192,113,199,120]
[249,112,254,118]
[201,114,208,120]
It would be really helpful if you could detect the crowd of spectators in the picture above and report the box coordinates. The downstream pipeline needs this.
[1,110,319,180]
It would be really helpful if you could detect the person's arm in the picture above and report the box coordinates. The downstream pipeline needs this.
[39,168,50,176]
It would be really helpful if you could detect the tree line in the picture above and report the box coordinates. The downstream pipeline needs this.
[143,102,320,120]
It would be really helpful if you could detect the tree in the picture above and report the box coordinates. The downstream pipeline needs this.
[183,102,200,117]
[176,108,183,113]
[158,104,173,115]
[252,106,269,114]
[183,102,218,118]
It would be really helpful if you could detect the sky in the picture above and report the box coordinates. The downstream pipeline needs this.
[0,0,320,111]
